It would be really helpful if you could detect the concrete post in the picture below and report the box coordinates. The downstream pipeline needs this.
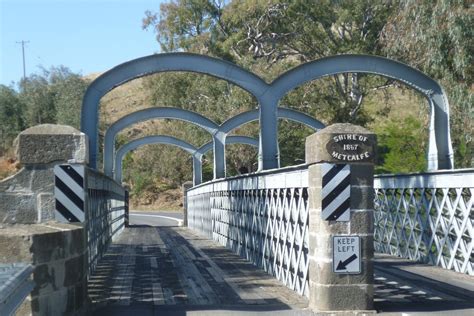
[182,181,193,227]
[305,123,376,313]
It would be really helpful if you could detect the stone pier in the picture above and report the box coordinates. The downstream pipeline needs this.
[0,124,89,315]
[306,123,376,314]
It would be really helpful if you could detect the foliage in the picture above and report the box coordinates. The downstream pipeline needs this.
[0,85,26,154]
[0,65,88,175]
[18,66,88,129]
[53,72,89,128]
[127,0,473,205]
[381,0,473,167]
[19,73,56,126]
[278,120,314,167]
[375,116,427,173]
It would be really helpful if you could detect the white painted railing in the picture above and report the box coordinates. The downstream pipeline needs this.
[187,165,310,297]
[374,169,474,275]
[187,166,473,299]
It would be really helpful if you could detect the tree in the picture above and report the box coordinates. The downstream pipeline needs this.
[381,0,473,167]
[143,0,402,125]
[53,73,89,129]
[375,116,427,173]
[140,0,404,176]
[143,0,225,53]
[0,85,25,154]
[19,73,56,126]
[222,0,397,123]
[139,0,469,193]
[18,66,88,129]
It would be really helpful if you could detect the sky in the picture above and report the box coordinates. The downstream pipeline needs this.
[0,0,163,86]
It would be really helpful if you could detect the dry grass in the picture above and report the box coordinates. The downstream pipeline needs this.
[130,187,183,211]
[100,76,153,127]
[0,156,19,180]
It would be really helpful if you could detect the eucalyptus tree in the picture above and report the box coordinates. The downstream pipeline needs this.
[382,0,473,167]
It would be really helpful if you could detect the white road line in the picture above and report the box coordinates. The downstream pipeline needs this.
[129,213,183,226]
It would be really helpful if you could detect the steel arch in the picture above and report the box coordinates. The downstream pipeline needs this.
[115,135,259,185]
[218,108,325,167]
[103,107,219,178]
[84,53,452,173]
[82,53,269,169]
[114,135,199,184]
[196,136,259,157]
[107,107,324,180]
[220,108,325,134]
[267,54,453,170]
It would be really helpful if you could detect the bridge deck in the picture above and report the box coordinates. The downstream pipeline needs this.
[89,226,308,315]
[89,225,474,315]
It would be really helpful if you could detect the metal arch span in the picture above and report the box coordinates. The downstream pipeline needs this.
[82,53,269,169]
[220,108,325,134]
[115,135,259,185]
[103,107,219,177]
[114,135,199,184]
[196,136,259,157]
[268,54,453,170]
[107,107,324,179]
[83,53,452,172]
[218,108,325,168]
[277,108,325,130]
[194,136,259,184]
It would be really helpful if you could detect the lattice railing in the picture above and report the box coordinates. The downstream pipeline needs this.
[374,169,474,275]
[84,168,127,275]
[187,166,310,297]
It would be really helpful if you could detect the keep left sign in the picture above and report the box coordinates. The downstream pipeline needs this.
[333,235,361,274]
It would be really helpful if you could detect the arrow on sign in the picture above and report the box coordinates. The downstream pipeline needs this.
[336,254,358,270]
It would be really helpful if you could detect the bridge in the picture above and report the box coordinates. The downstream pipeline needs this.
[0,53,472,316]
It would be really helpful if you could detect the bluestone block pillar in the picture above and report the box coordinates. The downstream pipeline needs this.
[0,124,88,224]
[305,123,376,313]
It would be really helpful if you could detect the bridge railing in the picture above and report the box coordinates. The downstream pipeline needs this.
[187,165,310,297]
[84,167,127,275]
[374,169,474,275]
[54,164,127,275]
[187,165,473,299]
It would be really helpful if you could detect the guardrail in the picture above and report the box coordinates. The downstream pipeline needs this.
[374,169,474,275]
[0,263,34,316]
[187,165,310,297]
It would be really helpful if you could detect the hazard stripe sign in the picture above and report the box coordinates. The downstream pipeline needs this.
[321,163,351,221]
[54,164,85,222]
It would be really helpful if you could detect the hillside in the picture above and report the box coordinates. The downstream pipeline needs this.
[96,75,428,210]
[0,72,429,211]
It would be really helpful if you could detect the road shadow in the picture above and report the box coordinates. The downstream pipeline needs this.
[89,226,306,315]
[374,256,474,313]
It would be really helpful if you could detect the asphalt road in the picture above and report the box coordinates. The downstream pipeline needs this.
[129,210,184,227]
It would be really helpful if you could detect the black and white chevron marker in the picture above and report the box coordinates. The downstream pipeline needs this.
[54,164,85,223]
[321,163,351,221]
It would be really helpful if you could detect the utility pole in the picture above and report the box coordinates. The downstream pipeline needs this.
[16,40,29,81]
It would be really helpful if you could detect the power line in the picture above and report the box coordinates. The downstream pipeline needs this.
[16,40,29,81]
